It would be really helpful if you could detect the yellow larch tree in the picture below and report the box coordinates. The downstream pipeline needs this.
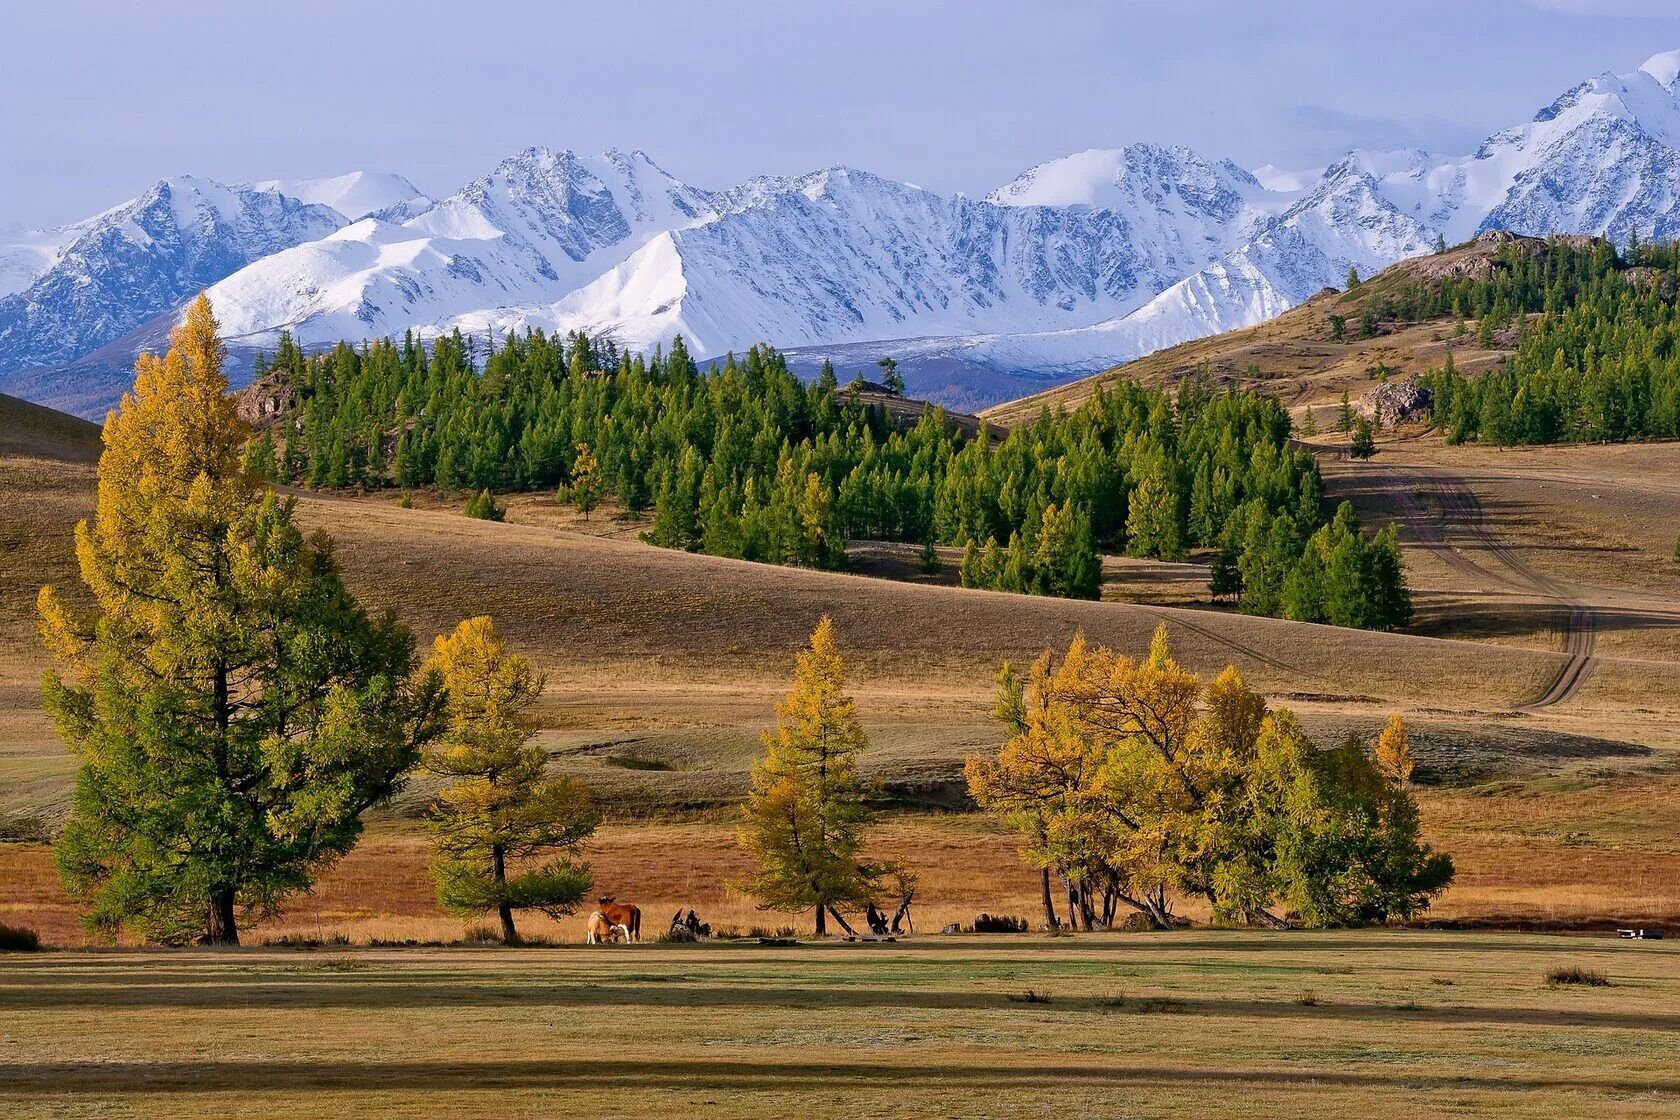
[738,616,882,934]
[425,616,598,944]
[1374,713,1415,787]
[39,295,442,945]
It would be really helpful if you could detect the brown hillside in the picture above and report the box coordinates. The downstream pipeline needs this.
[0,392,101,463]
[980,232,1580,428]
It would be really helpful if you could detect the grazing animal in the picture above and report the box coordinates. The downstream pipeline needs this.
[586,911,630,944]
[597,896,642,942]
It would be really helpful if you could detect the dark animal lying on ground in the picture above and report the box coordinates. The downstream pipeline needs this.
[665,909,712,942]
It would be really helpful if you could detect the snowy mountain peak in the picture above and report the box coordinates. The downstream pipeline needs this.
[19,48,1680,417]
[246,171,431,221]
[1640,49,1680,90]
[988,144,1266,211]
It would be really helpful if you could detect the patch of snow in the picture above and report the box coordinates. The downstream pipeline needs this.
[1640,49,1680,90]
[247,171,431,221]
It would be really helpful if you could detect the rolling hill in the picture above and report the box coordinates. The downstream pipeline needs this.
[981,230,1545,427]
[6,308,1680,939]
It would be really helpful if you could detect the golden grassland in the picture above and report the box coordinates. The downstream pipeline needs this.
[4,932,1679,1118]
[6,387,1680,943]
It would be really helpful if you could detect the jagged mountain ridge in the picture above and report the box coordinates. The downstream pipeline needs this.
[0,172,426,377]
[10,48,1680,416]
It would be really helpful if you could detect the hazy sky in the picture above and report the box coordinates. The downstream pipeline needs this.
[5,0,1680,227]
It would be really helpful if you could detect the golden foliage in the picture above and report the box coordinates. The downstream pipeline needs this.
[738,616,879,927]
[1374,713,1415,787]
[423,616,596,939]
[967,624,1451,929]
[39,294,254,682]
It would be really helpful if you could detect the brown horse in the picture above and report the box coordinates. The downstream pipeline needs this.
[597,896,641,941]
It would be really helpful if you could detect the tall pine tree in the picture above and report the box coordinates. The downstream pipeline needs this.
[38,296,444,945]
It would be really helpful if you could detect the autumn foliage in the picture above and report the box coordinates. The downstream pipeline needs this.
[738,617,885,934]
[38,296,443,945]
[424,616,597,944]
[966,625,1453,930]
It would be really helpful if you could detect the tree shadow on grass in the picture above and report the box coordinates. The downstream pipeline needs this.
[4,979,1678,1034]
[4,1057,1679,1098]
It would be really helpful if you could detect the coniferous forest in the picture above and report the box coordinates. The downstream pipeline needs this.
[250,329,1409,628]
[1356,235,1680,445]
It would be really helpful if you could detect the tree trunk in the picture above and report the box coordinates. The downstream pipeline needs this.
[1065,878,1081,930]
[1245,907,1294,930]
[204,886,238,946]
[815,905,827,936]
[1040,868,1059,930]
[1140,886,1175,930]
[891,890,915,934]
[492,844,517,944]
[825,904,858,936]
[205,661,237,948]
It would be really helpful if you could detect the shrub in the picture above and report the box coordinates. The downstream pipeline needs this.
[397,495,413,509]
[972,913,1030,933]
[1545,965,1609,987]
[0,923,41,952]
[464,489,504,521]
[0,812,51,843]
[713,925,797,941]
[1007,989,1053,1004]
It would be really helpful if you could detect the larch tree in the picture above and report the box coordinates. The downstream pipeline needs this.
[566,442,602,520]
[37,295,444,945]
[1350,414,1376,459]
[1373,714,1415,788]
[967,625,1453,930]
[739,616,883,934]
[966,654,1107,929]
[876,355,905,395]
[424,616,598,944]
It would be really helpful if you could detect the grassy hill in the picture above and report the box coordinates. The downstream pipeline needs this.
[6,265,1680,940]
[0,391,101,462]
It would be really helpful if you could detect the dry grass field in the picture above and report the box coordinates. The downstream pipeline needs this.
[6,358,1680,946]
[4,932,1678,1119]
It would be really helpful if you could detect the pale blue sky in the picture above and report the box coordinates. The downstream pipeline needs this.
[4,0,1679,227]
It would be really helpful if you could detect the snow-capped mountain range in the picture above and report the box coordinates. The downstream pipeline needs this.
[8,49,1680,416]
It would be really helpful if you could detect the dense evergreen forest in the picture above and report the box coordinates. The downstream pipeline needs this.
[248,329,1409,628]
[1364,234,1680,445]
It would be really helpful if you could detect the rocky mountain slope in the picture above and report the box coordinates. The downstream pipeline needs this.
[0,172,426,382]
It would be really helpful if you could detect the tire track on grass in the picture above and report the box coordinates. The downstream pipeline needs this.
[1389,465,1596,709]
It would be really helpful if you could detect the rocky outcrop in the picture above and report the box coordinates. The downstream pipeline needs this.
[1367,376,1434,426]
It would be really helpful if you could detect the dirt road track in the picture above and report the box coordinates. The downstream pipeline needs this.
[1380,464,1596,709]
